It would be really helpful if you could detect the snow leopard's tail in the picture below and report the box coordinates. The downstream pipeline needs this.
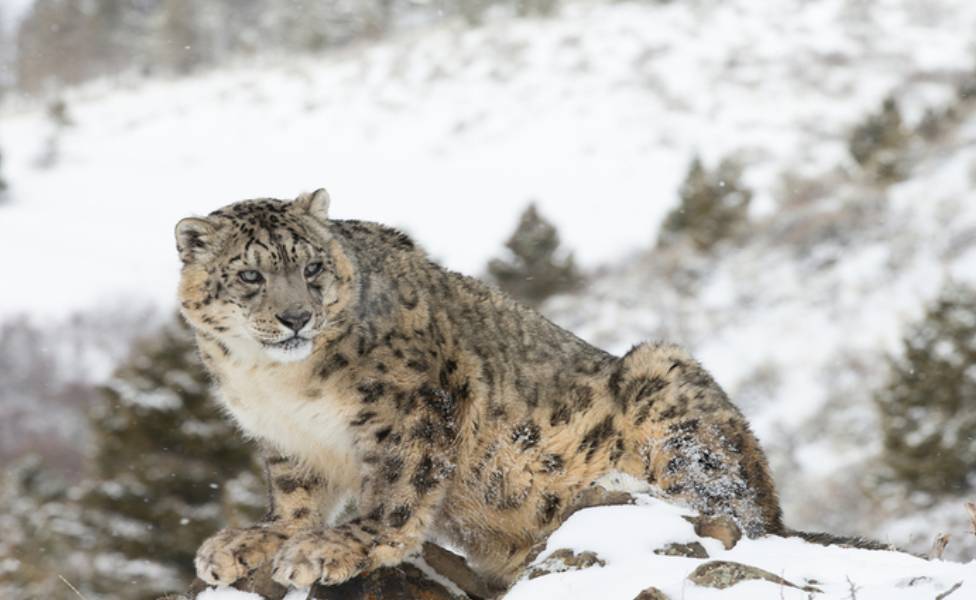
[786,529,896,551]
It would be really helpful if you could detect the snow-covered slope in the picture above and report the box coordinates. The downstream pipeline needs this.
[3,0,976,316]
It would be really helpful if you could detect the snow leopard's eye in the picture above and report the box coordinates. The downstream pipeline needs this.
[238,270,264,284]
[304,261,323,279]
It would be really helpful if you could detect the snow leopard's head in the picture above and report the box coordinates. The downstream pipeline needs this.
[175,189,356,363]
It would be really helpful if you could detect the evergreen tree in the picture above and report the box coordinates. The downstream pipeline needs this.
[848,96,909,182]
[488,203,582,306]
[658,156,752,252]
[516,0,560,17]
[83,317,264,598]
[959,69,976,104]
[0,6,11,94]
[454,0,493,25]
[876,283,976,495]
[0,147,8,203]
[0,457,95,599]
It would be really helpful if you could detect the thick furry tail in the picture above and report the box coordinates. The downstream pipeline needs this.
[786,529,895,551]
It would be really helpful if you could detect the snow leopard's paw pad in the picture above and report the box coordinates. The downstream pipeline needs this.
[271,528,372,588]
[195,526,289,586]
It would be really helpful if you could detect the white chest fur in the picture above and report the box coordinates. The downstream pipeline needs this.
[213,354,362,484]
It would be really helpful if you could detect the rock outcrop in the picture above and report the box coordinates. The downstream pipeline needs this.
[169,487,974,600]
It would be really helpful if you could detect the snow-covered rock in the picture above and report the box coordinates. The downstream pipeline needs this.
[187,493,974,600]
[509,494,974,600]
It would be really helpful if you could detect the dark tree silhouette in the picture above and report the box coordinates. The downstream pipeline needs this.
[876,283,976,494]
[658,156,752,252]
[83,317,263,598]
[488,203,582,306]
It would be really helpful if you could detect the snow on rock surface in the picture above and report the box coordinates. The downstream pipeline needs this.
[508,496,974,600]
[191,495,974,600]
[196,590,312,600]
[196,590,266,600]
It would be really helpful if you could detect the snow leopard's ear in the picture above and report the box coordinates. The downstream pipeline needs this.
[175,217,219,265]
[293,188,331,222]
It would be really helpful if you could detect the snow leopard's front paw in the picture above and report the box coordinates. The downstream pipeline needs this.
[271,527,372,588]
[195,526,289,586]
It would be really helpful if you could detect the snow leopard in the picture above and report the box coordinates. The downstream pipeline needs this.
[176,190,784,591]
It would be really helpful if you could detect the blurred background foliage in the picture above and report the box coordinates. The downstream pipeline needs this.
[4,0,565,95]
[1,319,264,600]
[877,284,976,495]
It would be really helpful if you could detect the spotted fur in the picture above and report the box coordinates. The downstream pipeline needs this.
[177,190,783,590]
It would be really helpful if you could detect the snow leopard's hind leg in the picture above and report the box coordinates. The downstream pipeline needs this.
[610,342,784,537]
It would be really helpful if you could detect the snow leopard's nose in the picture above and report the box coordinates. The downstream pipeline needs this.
[276,309,311,333]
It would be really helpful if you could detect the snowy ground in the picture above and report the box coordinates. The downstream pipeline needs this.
[195,494,975,600]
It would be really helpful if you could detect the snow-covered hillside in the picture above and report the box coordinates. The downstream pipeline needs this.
[3,0,976,316]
